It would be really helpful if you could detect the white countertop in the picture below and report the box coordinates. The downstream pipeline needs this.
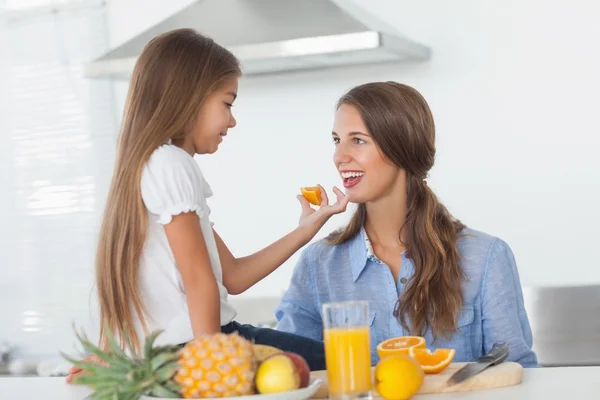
[0,366,599,399]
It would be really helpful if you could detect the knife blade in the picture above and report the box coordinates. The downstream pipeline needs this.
[446,342,510,386]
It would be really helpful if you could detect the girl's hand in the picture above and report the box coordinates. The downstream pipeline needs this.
[65,354,106,383]
[297,185,349,231]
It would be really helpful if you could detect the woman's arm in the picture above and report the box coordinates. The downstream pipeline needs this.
[216,186,348,295]
[481,238,539,367]
[274,248,323,341]
[165,212,221,335]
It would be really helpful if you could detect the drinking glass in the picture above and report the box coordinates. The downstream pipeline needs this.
[322,301,372,400]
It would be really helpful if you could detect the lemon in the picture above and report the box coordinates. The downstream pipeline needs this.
[374,355,424,400]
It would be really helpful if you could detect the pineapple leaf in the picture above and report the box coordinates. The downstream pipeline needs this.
[127,367,149,383]
[112,378,156,395]
[83,381,128,395]
[71,372,127,387]
[88,387,119,400]
[164,380,181,393]
[155,361,179,382]
[97,381,143,396]
[60,352,127,379]
[71,325,111,360]
[150,352,179,372]
[121,322,140,362]
[143,329,164,360]
[151,344,182,359]
[69,323,131,371]
[71,333,131,372]
[104,324,132,362]
[88,381,142,400]
[95,383,138,398]
[150,384,181,398]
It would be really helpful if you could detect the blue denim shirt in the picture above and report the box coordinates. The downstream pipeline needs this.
[275,227,538,368]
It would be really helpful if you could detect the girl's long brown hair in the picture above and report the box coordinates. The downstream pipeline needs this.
[327,82,466,340]
[96,29,240,352]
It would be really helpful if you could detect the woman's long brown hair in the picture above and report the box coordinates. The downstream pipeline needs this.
[96,29,240,353]
[327,82,466,340]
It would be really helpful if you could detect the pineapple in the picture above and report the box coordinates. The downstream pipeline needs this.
[174,334,256,398]
[63,326,258,399]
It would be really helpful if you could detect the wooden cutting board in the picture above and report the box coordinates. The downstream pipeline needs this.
[309,362,523,397]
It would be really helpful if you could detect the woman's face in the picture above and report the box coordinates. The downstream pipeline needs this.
[332,104,405,203]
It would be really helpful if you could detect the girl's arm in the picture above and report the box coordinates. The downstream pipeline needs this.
[165,212,221,335]
[214,225,313,295]
[217,186,348,295]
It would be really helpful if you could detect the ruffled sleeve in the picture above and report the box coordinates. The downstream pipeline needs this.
[140,144,212,225]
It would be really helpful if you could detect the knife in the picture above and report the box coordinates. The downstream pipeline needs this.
[446,342,510,386]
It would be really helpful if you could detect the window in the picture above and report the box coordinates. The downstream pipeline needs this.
[0,0,115,359]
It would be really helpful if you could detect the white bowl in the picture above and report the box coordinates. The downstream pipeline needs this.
[141,378,323,400]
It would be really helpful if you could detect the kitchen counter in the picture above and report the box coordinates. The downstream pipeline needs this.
[0,366,599,399]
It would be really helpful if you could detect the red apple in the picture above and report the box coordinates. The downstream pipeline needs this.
[284,352,311,388]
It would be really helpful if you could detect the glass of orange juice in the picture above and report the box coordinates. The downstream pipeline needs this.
[322,301,372,400]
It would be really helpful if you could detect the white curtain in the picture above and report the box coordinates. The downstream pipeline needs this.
[0,0,115,359]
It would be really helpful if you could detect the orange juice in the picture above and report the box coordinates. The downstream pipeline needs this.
[324,327,372,395]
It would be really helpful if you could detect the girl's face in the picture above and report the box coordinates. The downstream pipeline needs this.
[185,75,238,155]
[332,104,405,204]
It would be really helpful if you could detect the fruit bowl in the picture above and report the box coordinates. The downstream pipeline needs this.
[140,378,323,400]
[65,327,318,400]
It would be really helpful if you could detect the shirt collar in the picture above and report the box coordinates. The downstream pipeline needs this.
[365,231,384,265]
[349,226,372,282]
[349,226,409,282]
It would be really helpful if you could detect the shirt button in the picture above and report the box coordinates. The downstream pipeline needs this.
[400,277,407,284]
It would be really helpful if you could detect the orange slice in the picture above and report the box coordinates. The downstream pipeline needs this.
[376,336,426,359]
[300,186,322,206]
[408,347,455,374]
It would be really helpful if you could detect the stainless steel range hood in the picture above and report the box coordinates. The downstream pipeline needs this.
[85,0,430,79]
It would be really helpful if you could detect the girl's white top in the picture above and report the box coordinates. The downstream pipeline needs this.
[136,144,236,346]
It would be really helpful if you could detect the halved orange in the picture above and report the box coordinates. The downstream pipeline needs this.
[408,347,455,374]
[300,186,322,206]
[376,336,426,359]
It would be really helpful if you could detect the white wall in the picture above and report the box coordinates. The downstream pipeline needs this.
[108,0,600,299]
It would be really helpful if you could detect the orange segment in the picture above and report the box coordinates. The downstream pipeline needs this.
[300,186,322,206]
[408,347,455,374]
[376,336,426,359]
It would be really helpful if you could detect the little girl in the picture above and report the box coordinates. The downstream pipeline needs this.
[67,28,348,380]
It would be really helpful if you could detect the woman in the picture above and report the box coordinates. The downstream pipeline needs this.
[275,81,538,368]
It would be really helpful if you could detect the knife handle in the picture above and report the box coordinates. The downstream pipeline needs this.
[480,342,510,366]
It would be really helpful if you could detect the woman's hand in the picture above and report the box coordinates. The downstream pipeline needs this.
[297,185,349,232]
